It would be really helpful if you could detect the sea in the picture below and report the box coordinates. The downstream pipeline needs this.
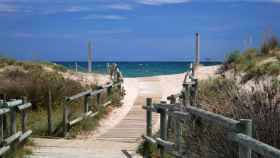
[54,61,221,78]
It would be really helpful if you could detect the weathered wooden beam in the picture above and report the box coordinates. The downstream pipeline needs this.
[48,90,53,135]
[17,103,31,111]
[154,103,179,111]
[143,135,156,144]
[0,115,3,144]
[171,111,190,121]
[159,108,168,157]
[63,104,69,136]
[4,100,23,108]
[238,119,252,158]
[0,146,10,156]
[229,133,280,158]
[10,108,17,135]
[156,138,175,150]
[90,88,105,96]
[3,131,22,145]
[103,101,112,107]
[66,90,92,101]
[69,115,85,127]
[0,108,10,115]
[84,95,89,113]
[19,130,32,143]
[186,105,240,131]
[89,111,99,118]
[102,83,113,89]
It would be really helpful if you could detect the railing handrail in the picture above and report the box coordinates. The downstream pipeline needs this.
[0,98,32,157]
[144,101,280,158]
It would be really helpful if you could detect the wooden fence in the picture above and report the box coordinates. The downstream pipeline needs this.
[62,81,123,136]
[0,98,32,156]
[143,71,280,158]
[61,64,124,137]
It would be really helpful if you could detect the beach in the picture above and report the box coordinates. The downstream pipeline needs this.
[89,65,220,138]
[32,65,220,157]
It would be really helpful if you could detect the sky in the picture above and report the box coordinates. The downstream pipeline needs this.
[0,0,280,61]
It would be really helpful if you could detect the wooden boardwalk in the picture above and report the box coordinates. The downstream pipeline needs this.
[31,77,161,158]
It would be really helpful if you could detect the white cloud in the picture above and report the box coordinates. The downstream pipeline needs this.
[107,4,133,10]
[82,14,127,20]
[64,6,91,12]
[137,0,191,5]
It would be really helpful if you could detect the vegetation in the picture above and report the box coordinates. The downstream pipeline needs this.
[221,36,280,82]
[0,57,122,137]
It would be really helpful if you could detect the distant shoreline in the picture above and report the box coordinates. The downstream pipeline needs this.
[54,61,222,78]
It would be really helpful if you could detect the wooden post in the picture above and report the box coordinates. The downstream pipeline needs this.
[63,102,69,136]
[175,120,182,153]
[145,98,152,158]
[160,108,168,158]
[0,114,3,144]
[96,93,101,109]
[75,62,78,72]
[146,98,152,137]
[190,78,198,106]
[88,41,93,73]
[2,95,9,137]
[239,119,252,158]
[21,97,28,133]
[168,96,176,137]
[107,85,112,98]
[10,107,16,135]
[47,90,53,135]
[192,32,200,77]
[84,95,89,113]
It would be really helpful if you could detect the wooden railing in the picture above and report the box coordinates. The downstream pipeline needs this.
[62,81,123,136]
[143,71,280,158]
[61,63,124,137]
[0,98,32,156]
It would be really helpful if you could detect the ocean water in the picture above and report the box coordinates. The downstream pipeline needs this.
[54,61,221,78]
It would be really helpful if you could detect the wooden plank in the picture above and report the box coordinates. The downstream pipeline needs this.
[17,103,32,111]
[4,100,23,108]
[143,135,156,144]
[19,130,32,143]
[171,111,190,121]
[69,116,85,127]
[156,138,175,150]
[103,101,112,107]
[229,133,280,158]
[0,108,10,115]
[0,146,10,156]
[4,131,22,145]
[102,83,113,89]
[186,105,240,131]
[90,88,106,96]
[89,112,99,118]
[66,90,92,101]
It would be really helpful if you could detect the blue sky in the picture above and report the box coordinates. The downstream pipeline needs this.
[0,0,280,61]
